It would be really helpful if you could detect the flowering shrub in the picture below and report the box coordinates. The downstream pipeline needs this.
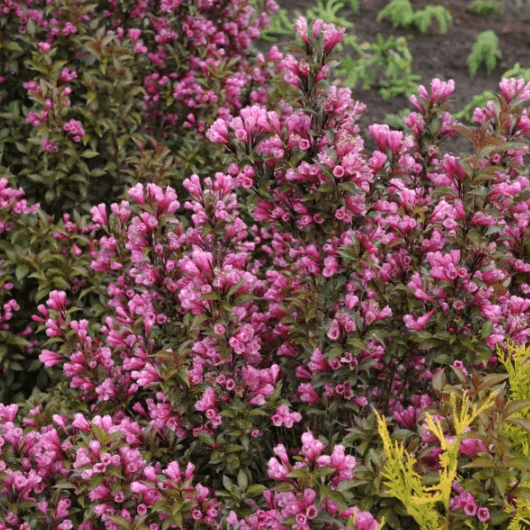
[0,0,282,215]
[0,0,286,401]
[1,8,530,530]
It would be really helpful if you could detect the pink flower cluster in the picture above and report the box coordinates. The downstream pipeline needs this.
[0,406,222,530]
[450,484,490,523]
[62,119,85,143]
[225,431,368,530]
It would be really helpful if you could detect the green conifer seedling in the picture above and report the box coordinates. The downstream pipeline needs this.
[377,0,415,29]
[377,0,452,35]
[468,30,502,77]
[469,0,504,19]
[411,5,453,35]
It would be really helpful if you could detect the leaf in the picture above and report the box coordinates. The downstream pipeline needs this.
[433,354,452,364]
[493,475,509,497]
[15,264,29,281]
[237,469,248,490]
[461,456,496,468]
[480,319,494,340]
[81,149,99,158]
[478,372,509,394]
[336,479,358,492]
[52,480,76,489]
[222,474,233,492]
[319,484,348,507]
[246,484,267,497]
[53,276,71,290]
[198,432,215,446]
[104,515,131,529]
[503,400,530,420]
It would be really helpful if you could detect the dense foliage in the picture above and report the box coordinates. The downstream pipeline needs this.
[0,0,284,400]
[1,1,530,529]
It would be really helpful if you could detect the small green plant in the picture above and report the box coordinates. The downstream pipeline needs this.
[469,0,504,18]
[377,0,453,35]
[468,30,502,77]
[338,33,420,99]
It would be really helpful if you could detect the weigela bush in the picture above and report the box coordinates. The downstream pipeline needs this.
[0,0,282,215]
[0,0,287,401]
[1,11,530,530]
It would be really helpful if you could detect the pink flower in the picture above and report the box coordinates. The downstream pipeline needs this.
[267,457,289,480]
[39,349,63,367]
[195,386,217,412]
[477,507,490,522]
[353,396,368,406]
[128,28,142,43]
[206,118,230,145]
[369,123,390,151]
[298,383,320,404]
[90,203,107,225]
[394,406,416,429]
[430,78,455,103]
[271,404,302,428]
[301,431,326,461]
[63,119,85,139]
[403,309,436,331]
[294,16,309,44]
[464,502,477,517]
[327,320,341,340]
[452,360,468,377]
[128,183,145,203]
[354,510,379,530]
[459,438,487,458]
[499,77,530,103]
[41,138,59,152]
[72,413,90,431]
[322,23,344,53]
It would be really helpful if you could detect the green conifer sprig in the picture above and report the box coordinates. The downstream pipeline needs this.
[468,30,502,77]
[377,0,452,35]
[469,0,504,19]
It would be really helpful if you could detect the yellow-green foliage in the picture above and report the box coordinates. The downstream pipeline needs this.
[506,496,530,530]
[375,391,498,530]
[497,342,530,457]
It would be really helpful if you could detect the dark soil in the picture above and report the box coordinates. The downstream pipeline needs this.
[256,0,530,156]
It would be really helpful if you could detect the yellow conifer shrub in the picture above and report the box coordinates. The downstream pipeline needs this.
[375,390,497,530]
